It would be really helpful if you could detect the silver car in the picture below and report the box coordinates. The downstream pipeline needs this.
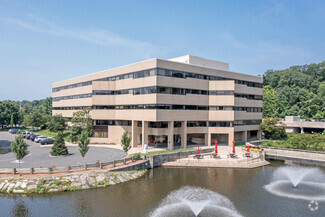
[35,136,47,143]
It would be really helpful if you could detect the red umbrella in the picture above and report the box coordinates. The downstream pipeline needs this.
[215,140,218,153]
[247,145,250,152]
[197,145,200,154]
[232,140,236,153]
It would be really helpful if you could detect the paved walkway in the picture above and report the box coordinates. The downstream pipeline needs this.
[127,144,213,154]
[0,132,127,168]
[264,148,325,164]
[163,147,270,168]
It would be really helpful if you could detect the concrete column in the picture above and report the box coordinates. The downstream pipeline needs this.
[300,127,304,134]
[205,131,211,146]
[181,121,187,149]
[257,130,262,140]
[228,132,234,147]
[131,120,137,148]
[142,121,148,147]
[242,130,247,142]
[168,121,174,150]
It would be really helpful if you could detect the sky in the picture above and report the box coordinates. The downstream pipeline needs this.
[1,0,325,101]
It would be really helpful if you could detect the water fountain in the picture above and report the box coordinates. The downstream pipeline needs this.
[264,166,325,201]
[150,186,243,217]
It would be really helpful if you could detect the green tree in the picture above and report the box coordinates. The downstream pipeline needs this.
[69,126,82,143]
[70,109,92,142]
[262,85,276,117]
[0,101,20,128]
[11,134,29,171]
[51,131,69,156]
[10,114,14,127]
[42,97,52,116]
[47,114,66,132]
[263,61,325,119]
[78,130,90,163]
[317,82,325,98]
[24,110,44,128]
[260,117,287,140]
[121,131,132,153]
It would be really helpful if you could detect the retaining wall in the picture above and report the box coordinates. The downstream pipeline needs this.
[145,148,214,168]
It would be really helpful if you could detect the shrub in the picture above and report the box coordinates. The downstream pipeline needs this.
[261,117,287,140]
[51,131,69,156]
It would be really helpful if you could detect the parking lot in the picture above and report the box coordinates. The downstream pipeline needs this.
[0,132,127,168]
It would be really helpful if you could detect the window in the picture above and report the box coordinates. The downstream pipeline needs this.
[172,71,184,78]
[149,122,168,128]
[157,69,166,76]
[209,121,232,127]
[187,121,207,127]
[174,121,182,128]
[92,126,108,138]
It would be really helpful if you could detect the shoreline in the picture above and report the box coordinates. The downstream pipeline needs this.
[0,160,149,194]
[0,169,147,194]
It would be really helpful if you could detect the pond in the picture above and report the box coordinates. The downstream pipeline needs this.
[0,161,324,217]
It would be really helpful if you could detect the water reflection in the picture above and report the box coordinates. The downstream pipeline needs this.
[11,200,30,217]
[0,162,324,217]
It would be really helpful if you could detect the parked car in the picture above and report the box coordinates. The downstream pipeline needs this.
[35,136,47,143]
[23,132,31,138]
[9,128,19,134]
[26,133,34,140]
[40,138,54,145]
[30,134,40,141]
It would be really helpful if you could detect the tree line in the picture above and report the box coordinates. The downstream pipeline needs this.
[263,61,325,119]
[0,98,52,128]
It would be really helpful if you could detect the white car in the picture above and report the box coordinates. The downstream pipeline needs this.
[35,136,47,143]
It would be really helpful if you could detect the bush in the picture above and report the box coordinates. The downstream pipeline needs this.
[262,133,325,151]
[121,131,132,153]
[47,114,67,132]
[261,117,287,140]
[51,131,69,156]
[40,123,47,130]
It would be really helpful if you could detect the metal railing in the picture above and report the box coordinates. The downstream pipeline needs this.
[0,156,142,175]
[261,146,325,154]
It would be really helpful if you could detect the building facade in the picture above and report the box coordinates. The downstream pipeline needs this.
[52,55,263,149]
[282,116,325,134]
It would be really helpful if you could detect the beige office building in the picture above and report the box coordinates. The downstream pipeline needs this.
[52,55,263,149]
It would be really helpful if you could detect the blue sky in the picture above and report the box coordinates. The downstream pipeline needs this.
[1,0,325,101]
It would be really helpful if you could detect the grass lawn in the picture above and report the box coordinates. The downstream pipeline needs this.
[36,129,71,142]
[0,149,8,154]
[128,147,196,157]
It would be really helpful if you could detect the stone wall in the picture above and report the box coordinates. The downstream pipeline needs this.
[110,160,151,171]
[0,170,146,194]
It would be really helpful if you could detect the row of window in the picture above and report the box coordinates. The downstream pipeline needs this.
[234,119,262,126]
[235,93,263,100]
[52,68,263,92]
[52,93,92,102]
[53,104,262,112]
[53,90,263,102]
[187,121,234,127]
[93,86,235,96]
[53,81,92,92]
[93,120,262,127]
[94,120,132,126]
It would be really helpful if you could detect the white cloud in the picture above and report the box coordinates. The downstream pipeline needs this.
[2,14,169,59]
